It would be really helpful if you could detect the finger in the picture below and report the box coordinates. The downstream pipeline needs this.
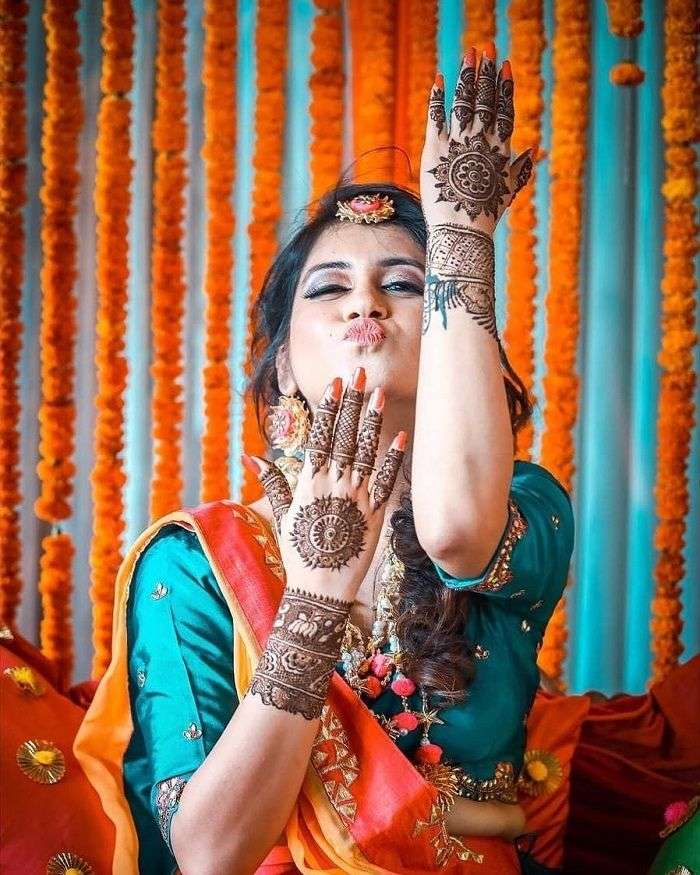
[350,385,385,489]
[242,454,293,532]
[495,59,514,147]
[450,46,476,140]
[507,148,534,206]
[473,42,497,134]
[305,376,342,477]
[330,366,366,481]
[426,72,447,146]
[369,431,407,513]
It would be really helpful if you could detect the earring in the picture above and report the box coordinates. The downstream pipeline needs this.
[264,393,310,493]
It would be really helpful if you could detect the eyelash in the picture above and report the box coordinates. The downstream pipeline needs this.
[303,281,423,299]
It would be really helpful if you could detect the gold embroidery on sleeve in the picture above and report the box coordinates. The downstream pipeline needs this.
[471,499,528,594]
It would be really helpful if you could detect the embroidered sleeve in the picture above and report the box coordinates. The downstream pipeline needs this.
[429,462,574,616]
[155,774,190,852]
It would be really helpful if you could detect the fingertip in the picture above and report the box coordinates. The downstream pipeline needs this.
[434,71,444,91]
[241,453,262,476]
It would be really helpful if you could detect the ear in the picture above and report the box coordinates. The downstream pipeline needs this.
[275,343,298,397]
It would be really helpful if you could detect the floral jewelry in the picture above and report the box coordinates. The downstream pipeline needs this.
[335,194,395,224]
[264,393,310,492]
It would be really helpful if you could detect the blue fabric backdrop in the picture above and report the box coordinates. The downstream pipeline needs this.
[16,0,699,690]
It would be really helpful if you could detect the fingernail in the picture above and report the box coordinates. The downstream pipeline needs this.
[393,431,407,451]
[484,41,496,61]
[327,377,342,401]
[434,71,444,90]
[241,453,261,476]
[352,366,366,392]
[502,59,512,79]
[370,386,385,412]
[465,46,476,66]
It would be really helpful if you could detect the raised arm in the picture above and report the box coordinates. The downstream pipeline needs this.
[412,44,534,576]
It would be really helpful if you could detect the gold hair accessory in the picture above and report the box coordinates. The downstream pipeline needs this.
[335,194,395,224]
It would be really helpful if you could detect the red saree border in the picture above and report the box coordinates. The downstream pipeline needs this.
[185,498,520,872]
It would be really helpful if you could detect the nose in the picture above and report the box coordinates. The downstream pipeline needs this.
[341,280,388,322]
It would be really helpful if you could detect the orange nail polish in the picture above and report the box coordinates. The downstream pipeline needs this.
[394,431,407,451]
[502,59,512,79]
[241,453,261,476]
[484,40,496,61]
[352,367,366,392]
[434,71,444,90]
[465,46,476,66]
[328,377,342,400]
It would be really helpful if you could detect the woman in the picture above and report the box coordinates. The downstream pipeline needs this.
[75,43,573,873]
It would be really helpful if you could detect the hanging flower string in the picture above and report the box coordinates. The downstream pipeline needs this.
[35,0,84,689]
[650,0,698,684]
[89,0,134,679]
[604,0,644,87]
[241,0,289,504]
[309,0,344,206]
[537,0,590,689]
[0,0,28,630]
[149,0,188,521]
[394,0,437,188]
[200,0,237,503]
[503,0,546,461]
[462,0,496,55]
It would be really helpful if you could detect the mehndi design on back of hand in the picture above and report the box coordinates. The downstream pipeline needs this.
[249,588,352,720]
[423,223,496,337]
[290,495,368,571]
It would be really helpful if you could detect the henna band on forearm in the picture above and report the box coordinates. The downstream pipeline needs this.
[422,224,497,338]
[249,587,352,720]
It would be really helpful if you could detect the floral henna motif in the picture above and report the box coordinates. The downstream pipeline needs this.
[250,588,352,720]
[496,73,514,142]
[422,224,496,337]
[474,55,497,129]
[370,447,405,511]
[427,129,509,222]
[290,494,368,571]
[306,392,339,477]
[452,62,475,134]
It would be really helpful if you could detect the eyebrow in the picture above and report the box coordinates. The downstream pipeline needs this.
[300,256,425,286]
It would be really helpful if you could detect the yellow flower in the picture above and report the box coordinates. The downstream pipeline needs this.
[518,749,563,796]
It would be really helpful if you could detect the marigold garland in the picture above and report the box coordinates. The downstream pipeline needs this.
[503,0,546,461]
[462,0,496,54]
[241,0,289,504]
[0,0,28,631]
[394,0,437,188]
[309,0,344,205]
[348,0,396,181]
[604,0,643,38]
[537,0,590,690]
[35,0,84,689]
[609,61,645,87]
[149,0,188,521]
[88,0,134,679]
[200,0,236,504]
[650,0,699,684]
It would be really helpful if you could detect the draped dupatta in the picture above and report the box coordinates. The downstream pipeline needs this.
[74,500,520,873]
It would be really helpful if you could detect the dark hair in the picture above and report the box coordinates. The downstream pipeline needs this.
[248,180,533,705]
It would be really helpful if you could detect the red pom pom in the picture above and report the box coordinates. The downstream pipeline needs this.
[664,800,689,826]
[363,676,383,698]
[392,711,420,732]
[415,742,443,764]
[370,653,393,678]
[391,674,416,696]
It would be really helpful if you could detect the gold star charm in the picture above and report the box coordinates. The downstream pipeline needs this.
[420,708,445,732]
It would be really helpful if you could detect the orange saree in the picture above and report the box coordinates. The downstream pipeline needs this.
[74,499,521,873]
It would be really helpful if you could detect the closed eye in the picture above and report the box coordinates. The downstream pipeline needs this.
[303,281,423,299]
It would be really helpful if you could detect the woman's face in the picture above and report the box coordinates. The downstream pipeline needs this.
[283,221,426,411]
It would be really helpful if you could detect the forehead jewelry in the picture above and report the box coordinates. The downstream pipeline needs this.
[335,193,395,224]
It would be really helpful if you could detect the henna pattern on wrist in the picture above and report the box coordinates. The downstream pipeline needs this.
[249,588,352,720]
[427,129,509,222]
[422,224,496,338]
[290,494,368,570]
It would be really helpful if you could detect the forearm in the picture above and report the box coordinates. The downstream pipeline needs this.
[445,797,526,842]
[171,585,352,875]
[412,225,512,566]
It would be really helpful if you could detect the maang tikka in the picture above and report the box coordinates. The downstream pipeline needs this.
[264,392,310,492]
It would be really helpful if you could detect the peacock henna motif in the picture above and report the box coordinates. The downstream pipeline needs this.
[427,129,509,222]
[452,61,476,134]
[249,588,352,720]
[290,495,368,571]
[495,73,514,142]
[474,55,497,130]
[258,463,294,532]
[306,392,339,477]
[352,407,382,483]
[370,447,405,511]
[422,224,496,337]
[429,81,446,136]
[330,387,364,480]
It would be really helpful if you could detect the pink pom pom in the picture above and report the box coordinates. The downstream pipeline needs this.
[415,742,443,764]
[391,674,416,696]
[370,653,393,678]
[363,676,383,698]
[392,711,420,732]
[664,800,689,826]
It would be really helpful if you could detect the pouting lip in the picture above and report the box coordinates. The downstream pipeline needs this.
[343,318,387,342]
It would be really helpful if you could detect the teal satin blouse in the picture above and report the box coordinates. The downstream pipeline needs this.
[123,459,574,872]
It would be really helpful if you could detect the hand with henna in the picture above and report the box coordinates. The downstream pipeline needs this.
[420,43,534,336]
[243,365,407,604]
